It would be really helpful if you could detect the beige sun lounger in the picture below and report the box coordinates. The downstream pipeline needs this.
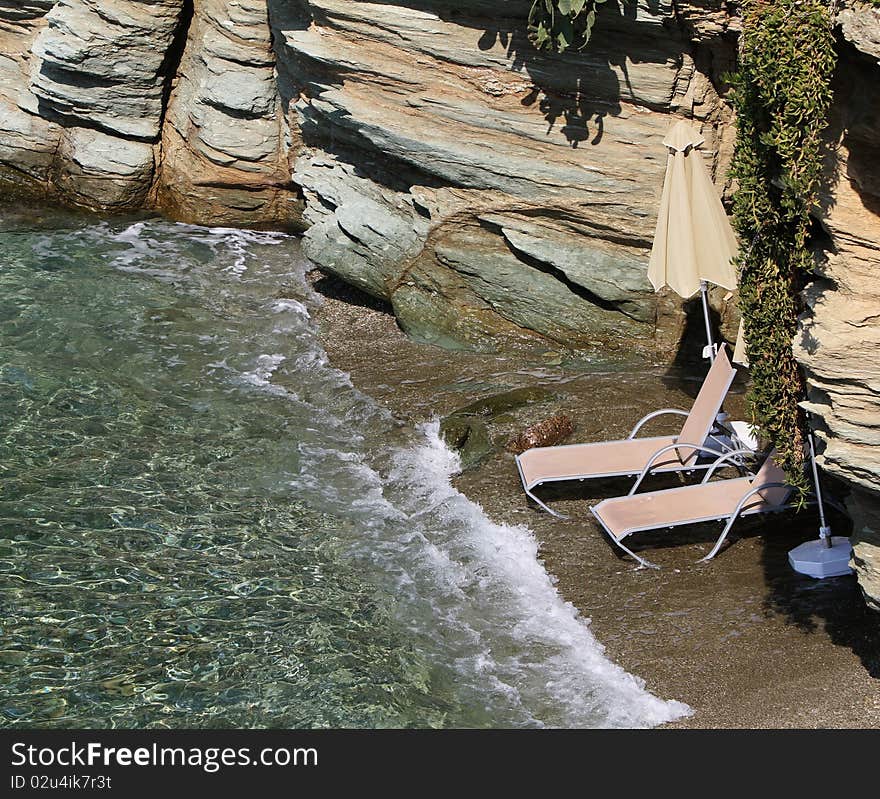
[590,452,791,568]
[516,345,747,518]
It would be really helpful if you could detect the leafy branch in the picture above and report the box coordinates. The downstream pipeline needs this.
[527,0,608,52]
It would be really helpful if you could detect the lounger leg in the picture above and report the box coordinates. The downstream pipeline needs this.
[590,506,660,569]
[610,536,660,571]
[611,536,660,571]
[699,482,793,563]
[524,487,569,520]
[699,515,738,562]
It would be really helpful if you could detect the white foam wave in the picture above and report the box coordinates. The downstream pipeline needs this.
[236,353,288,394]
[205,226,282,275]
[270,298,309,316]
[106,220,288,278]
[86,217,691,727]
[285,413,691,727]
[382,422,692,727]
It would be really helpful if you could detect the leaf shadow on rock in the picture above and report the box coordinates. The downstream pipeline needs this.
[271,0,687,164]
[472,0,656,148]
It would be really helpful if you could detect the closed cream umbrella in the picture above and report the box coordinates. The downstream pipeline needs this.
[649,120,738,361]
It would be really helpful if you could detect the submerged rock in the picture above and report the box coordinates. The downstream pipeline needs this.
[439,414,491,471]
[440,386,560,469]
[451,387,558,419]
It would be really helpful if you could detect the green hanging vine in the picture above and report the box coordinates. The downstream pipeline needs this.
[728,0,837,494]
[527,0,607,52]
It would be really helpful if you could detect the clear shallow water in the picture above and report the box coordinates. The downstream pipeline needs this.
[0,210,688,728]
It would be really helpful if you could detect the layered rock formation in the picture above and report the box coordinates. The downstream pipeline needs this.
[275,0,738,351]
[0,0,298,224]
[0,0,177,208]
[152,0,299,225]
[796,1,880,610]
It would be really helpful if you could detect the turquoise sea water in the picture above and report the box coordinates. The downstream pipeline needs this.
[0,209,688,728]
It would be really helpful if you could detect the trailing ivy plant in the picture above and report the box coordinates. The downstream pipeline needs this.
[528,0,607,52]
[728,0,837,494]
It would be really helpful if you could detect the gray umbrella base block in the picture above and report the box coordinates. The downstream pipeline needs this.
[788,537,853,579]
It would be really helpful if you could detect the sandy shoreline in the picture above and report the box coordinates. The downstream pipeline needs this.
[310,272,880,729]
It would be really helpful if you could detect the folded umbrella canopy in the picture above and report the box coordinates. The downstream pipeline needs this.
[648,120,739,361]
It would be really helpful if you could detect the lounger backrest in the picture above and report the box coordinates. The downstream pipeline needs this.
[749,450,791,508]
[675,345,737,465]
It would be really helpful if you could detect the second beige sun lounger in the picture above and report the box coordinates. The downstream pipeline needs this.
[590,452,791,568]
[516,345,747,518]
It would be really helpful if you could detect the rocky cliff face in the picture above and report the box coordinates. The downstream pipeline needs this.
[1,0,878,608]
[796,1,880,610]
[0,0,299,225]
[275,0,739,353]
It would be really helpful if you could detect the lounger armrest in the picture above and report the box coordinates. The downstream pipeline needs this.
[628,442,733,496]
[731,482,790,516]
[628,409,689,439]
[700,449,760,483]
[700,481,792,562]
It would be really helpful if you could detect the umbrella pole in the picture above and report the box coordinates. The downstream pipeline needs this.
[807,426,831,546]
[700,280,715,362]
[788,415,852,578]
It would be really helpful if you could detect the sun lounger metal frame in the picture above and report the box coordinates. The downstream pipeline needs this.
[693,465,847,565]
[515,344,751,519]
[516,439,754,520]
[626,442,755,496]
[590,452,795,569]
[591,481,794,569]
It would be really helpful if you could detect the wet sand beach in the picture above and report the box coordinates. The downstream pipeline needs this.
[312,272,880,729]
